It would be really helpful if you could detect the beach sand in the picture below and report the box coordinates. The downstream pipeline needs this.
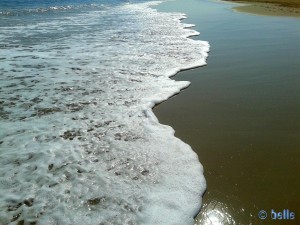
[154,0,300,224]
[225,0,300,8]
[227,0,300,17]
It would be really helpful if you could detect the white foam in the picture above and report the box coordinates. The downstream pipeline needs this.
[0,1,209,224]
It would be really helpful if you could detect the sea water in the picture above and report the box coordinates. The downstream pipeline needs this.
[0,0,209,224]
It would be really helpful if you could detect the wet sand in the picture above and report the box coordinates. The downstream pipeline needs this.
[233,4,300,18]
[228,1,300,18]
[154,0,300,224]
[224,0,300,8]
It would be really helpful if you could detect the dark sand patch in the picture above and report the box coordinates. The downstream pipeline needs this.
[225,0,300,8]
[224,0,300,17]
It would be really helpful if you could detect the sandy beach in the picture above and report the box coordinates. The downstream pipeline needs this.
[155,0,300,224]
[226,0,300,17]
[225,0,300,8]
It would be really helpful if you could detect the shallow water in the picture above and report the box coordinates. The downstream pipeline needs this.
[0,1,209,224]
[155,0,300,224]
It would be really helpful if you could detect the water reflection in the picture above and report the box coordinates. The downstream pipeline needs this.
[195,200,236,225]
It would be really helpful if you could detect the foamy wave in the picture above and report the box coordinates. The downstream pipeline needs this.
[0,3,108,16]
[0,1,208,224]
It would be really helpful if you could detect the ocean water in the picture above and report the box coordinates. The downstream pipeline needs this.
[0,0,209,224]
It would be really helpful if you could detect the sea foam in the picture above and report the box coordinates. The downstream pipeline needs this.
[0,1,209,224]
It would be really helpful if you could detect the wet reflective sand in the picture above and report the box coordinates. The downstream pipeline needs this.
[154,0,300,224]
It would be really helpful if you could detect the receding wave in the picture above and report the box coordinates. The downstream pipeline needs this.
[0,1,209,224]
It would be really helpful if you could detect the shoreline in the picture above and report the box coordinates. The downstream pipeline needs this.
[155,0,300,224]
[224,0,300,8]
[223,0,300,17]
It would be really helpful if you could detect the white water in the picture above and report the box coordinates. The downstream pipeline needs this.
[0,1,209,224]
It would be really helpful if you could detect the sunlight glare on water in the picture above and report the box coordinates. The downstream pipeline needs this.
[195,200,236,225]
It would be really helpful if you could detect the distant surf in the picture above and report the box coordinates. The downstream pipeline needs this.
[0,0,209,224]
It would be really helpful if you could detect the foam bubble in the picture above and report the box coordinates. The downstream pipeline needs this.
[0,1,209,224]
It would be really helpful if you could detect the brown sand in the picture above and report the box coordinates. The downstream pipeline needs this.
[224,0,300,17]
[225,0,300,8]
